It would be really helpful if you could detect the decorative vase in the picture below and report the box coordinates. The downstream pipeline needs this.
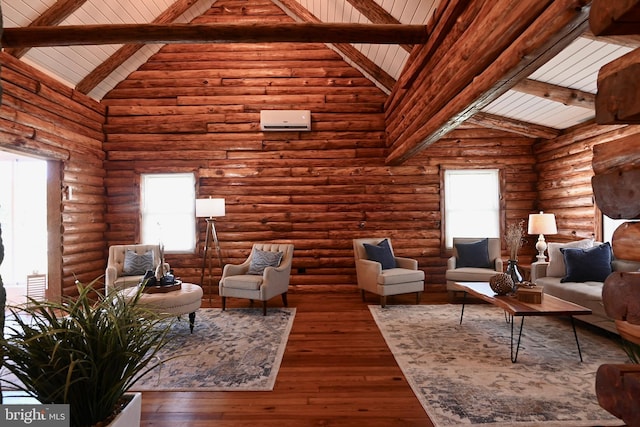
[489,273,514,295]
[506,259,523,285]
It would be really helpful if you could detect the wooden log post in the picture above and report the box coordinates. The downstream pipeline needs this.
[596,364,640,427]
[590,0,640,36]
[596,49,640,124]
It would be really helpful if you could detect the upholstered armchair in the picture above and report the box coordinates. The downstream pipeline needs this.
[445,237,503,298]
[353,238,424,308]
[105,244,169,291]
[219,243,294,315]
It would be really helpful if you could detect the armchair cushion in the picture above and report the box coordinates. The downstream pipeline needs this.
[247,249,283,275]
[455,238,491,268]
[561,242,612,283]
[363,239,397,269]
[123,250,154,275]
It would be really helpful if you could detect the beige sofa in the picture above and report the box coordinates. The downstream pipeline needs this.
[532,239,640,334]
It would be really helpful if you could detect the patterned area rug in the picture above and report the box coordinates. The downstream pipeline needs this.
[370,304,628,427]
[131,307,295,391]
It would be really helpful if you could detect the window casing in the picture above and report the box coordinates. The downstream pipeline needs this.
[443,169,501,249]
[141,173,196,253]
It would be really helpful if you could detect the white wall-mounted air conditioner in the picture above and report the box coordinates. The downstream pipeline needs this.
[260,110,311,131]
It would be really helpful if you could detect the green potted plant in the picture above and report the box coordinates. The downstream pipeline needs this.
[1,279,172,427]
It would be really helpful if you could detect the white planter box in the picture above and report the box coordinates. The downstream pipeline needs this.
[109,392,142,427]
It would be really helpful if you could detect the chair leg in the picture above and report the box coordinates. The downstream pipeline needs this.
[221,296,226,311]
[416,291,422,304]
[281,292,288,307]
[262,301,267,316]
[361,289,366,302]
[380,295,386,308]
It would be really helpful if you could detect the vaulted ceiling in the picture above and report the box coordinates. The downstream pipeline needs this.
[2,0,639,141]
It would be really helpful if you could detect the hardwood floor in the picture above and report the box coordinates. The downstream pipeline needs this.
[140,286,447,426]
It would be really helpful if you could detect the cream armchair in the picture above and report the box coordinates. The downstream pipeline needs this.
[445,237,503,298]
[105,244,169,291]
[353,238,424,308]
[219,243,294,315]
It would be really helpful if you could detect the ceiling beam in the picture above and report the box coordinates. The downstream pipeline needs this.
[76,0,202,95]
[275,0,396,92]
[582,29,640,48]
[590,0,640,36]
[466,111,561,139]
[512,78,595,109]
[385,0,591,165]
[1,23,428,48]
[5,0,89,58]
[345,0,413,53]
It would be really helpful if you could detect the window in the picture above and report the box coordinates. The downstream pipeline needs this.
[141,173,196,253]
[443,169,501,249]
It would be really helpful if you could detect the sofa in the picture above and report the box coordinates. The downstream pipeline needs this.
[531,238,640,334]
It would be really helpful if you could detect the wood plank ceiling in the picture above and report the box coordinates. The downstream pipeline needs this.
[1,0,638,149]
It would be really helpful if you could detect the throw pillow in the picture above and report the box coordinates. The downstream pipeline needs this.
[123,250,154,275]
[363,239,397,270]
[560,242,612,283]
[546,238,594,277]
[455,238,491,268]
[248,249,284,275]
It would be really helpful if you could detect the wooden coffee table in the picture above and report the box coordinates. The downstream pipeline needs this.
[456,282,592,363]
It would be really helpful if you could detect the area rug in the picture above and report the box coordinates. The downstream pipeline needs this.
[369,304,628,427]
[130,307,295,391]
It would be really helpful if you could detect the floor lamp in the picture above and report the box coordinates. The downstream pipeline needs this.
[196,198,225,302]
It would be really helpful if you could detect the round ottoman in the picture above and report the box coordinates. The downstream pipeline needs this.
[120,282,203,333]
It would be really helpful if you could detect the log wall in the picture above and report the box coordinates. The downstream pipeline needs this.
[0,53,106,297]
[534,121,640,244]
[101,0,539,291]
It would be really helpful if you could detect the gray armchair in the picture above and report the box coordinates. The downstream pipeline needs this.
[353,238,424,307]
[105,244,169,291]
[219,243,294,315]
[445,237,503,298]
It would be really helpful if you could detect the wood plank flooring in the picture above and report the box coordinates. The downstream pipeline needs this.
[140,286,446,426]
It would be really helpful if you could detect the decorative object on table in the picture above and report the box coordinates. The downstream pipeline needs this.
[505,220,525,283]
[489,273,514,295]
[516,284,544,303]
[528,211,558,262]
[0,279,172,427]
[130,307,296,392]
[196,197,226,302]
[370,304,627,427]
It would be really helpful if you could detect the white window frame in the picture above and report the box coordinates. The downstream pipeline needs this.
[443,169,501,249]
[141,173,196,253]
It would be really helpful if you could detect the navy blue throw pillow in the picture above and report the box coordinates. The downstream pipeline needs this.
[560,242,612,283]
[455,238,491,268]
[363,239,397,270]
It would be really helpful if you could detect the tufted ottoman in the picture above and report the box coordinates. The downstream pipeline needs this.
[120,282,203,333]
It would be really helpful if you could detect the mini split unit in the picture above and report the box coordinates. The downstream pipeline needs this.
[260,110,311,131]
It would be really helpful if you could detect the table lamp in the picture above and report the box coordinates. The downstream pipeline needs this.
[528,211,557,262]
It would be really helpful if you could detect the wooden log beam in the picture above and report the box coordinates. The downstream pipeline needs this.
[612,222,640,262]
[592,132,640,174]
[76,0,201,94]
[596,49,640,124]
[467,111,561,139]
[4,0,89,58]
[590,0,640,36]
[602,270,640,324]
[592,169,640,219]
[1,23,428,48]
[512,78,595,109]
[345,0,413,52]
[596,364,640,426]
[386,0,590,165]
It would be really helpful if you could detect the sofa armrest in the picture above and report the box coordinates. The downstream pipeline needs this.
[531,261,549,282]
[494,258,503,272]
[395,256,418,270]
[105,266,118,290]
[447,256,456,270]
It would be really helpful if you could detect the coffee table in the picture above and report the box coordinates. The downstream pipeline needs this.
[456,282,592,363]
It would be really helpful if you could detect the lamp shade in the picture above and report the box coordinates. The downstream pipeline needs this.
[196,198,225,218]
[527,211,557,235]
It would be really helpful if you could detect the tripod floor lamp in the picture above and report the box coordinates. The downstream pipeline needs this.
[196,198,225,302]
